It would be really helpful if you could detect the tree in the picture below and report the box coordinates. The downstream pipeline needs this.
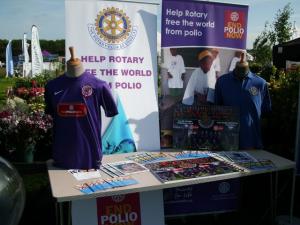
[0,39,65,62]
[273,3,293,44]
[252,23,273,67]
[251,4,294,66]
[39,39,65,56]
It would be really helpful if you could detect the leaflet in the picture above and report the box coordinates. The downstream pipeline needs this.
[68,169,101,181]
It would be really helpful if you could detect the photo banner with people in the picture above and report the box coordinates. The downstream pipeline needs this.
[65,0,160,153]
[160,0,249,215]
[160,0,248,148]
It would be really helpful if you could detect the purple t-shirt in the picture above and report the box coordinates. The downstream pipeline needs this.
[44,72,118,169]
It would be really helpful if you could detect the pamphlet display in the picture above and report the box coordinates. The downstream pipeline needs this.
[68,151,276,195]
[48,150,294,225]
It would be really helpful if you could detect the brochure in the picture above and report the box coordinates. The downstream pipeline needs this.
[107,161,149,175]
[75,176,139,194]
[238,159,276,171]
[126,152,170,164]
[68,169,101,181]
[174,151,211,159]
[215,151,258,163]
[101,164,125,177]
[145,157,240,183]
[211,152,276,172]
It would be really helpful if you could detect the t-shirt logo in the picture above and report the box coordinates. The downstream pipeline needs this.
[82,85,93,97]
[249,86,259,96]
[57,103,87,117]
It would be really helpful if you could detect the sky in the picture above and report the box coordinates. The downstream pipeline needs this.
[0,0,299,49]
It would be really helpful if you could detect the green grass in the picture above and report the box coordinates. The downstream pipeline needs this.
[0,77,16,108]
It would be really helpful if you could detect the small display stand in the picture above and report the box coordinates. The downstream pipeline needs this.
[47,150,295,225]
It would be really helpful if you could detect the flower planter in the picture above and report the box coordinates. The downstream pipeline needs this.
[15,144,35,163]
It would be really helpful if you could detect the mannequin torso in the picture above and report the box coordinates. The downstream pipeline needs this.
[66,47,84,77]
[233,52,249,80]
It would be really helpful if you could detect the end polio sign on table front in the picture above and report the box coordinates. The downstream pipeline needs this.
[97,193,141,225]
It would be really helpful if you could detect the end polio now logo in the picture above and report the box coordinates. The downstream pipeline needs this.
[224,10,246,40]
[88,7,137,50]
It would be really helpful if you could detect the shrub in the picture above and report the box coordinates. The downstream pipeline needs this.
[0,67,6,78]
[260,65,277,82]
[249,62,262,74]
[263,67,300,158]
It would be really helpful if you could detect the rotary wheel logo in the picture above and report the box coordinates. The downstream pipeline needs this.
[249,86,259,96]
[230,12,239,22]
[95,7,131,44]
[88,7,137,50]
[111,194,125,203]
[218,182,230,194]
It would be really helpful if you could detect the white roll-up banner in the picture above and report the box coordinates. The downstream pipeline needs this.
[31,25,44,77]
[65,0,160,153]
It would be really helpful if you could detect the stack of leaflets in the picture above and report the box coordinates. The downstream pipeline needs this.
[75,176,138,194]
[211,151,257,162]
[211,151,276,171]
[126,152,169,164]
[68,169,101,181]
[173,151,211,159]
[101,161,149,177]
[237,159,276,171]
[145,157,240,183]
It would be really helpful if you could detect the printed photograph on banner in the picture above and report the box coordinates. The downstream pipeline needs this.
[172,104,240,151]
[159,47,245,148]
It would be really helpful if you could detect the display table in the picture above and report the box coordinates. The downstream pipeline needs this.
[47,150,295,225]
